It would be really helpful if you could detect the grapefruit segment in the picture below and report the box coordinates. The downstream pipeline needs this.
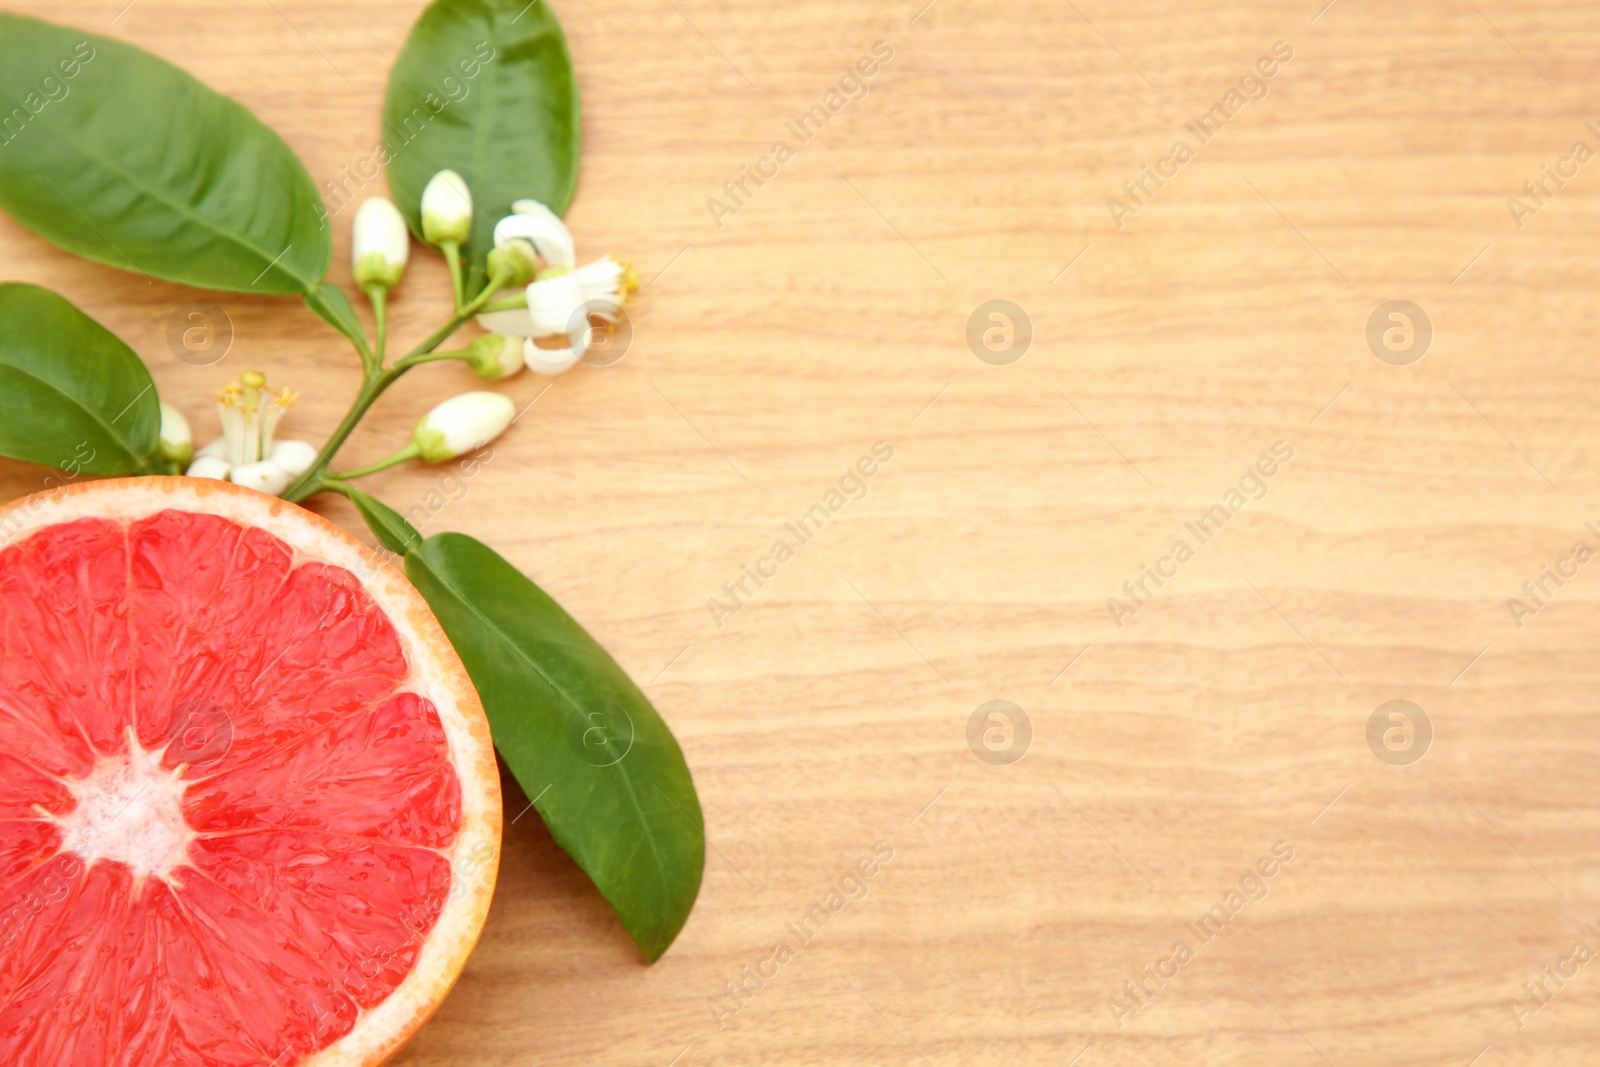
[0,820,61,884]
[0,516,133,768]
[184,691,462,847]
[0,478,501,1067]
[0,754,72,817]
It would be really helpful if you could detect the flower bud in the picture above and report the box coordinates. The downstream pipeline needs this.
[524,269,586,336]
[268,439,319,478]
[229,460,293,496]
[413,392,516,462]
[467,334,525,380]
[420,169,472,245]
[352,197,409,289]
[486,239,538,287]
[156,401,193,467]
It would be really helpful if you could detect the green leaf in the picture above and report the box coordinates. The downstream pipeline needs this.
[304,284,371,357]
[0,13,330,293]
[383,0,580,285]
[405,533,703,961]
[0,283,159,475]
[344,484,422,555]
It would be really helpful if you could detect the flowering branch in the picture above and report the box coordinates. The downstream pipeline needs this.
[178,169,636,507]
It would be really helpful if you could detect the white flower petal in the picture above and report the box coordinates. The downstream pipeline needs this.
[186,455,231,481]
[495,201,575,269]
[525,272,586,336]
[229,460,293,497]
[195,438,227,460]
[267,439,319,478]
[523,338,583,377]
[576,256,623,294]
[476,307,537,338]
[574,255,635,320]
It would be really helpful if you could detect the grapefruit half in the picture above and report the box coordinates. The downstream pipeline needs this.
[0,477,501,1067]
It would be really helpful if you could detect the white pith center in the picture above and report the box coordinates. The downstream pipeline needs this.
[52,737,195,881]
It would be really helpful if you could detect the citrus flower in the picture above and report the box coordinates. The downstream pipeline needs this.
[413,391,516,462]
[420,169,472,246]
[352,196,409,289]
[185,371,317,496]
[473,199,636,376]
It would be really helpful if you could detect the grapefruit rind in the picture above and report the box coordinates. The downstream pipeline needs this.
[0,477,502,1067]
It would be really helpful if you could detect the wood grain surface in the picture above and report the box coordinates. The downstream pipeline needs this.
[3,1,1599,1064]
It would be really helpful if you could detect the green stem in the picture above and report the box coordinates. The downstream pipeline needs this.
[397,275,504,362]
[394,348,473,371]
[327,442,422,480]
[282,369,395,503]
[365,284,389,362]
[282,272,510,504]
[480,293,528,314]
[444,242,465,310]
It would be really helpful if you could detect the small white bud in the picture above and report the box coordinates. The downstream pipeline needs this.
[352,197,410,289]
[186,455,231,481]
[229,460,294,497]
[156,401,193,466]
[420,170,472,245]
[413,392,516,462]
[268,439,319,478]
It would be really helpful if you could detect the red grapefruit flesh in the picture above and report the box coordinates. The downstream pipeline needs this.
[0,478,501,1067]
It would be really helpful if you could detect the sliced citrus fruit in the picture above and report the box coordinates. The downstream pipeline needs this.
[0,477,501,1067]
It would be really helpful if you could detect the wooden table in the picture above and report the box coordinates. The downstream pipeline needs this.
[3,1,1598,1063]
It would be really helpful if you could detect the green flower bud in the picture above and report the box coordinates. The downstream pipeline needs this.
[352,197,409,289]
[466,334,525,380]
[487,239,538,287]
[421,170,472,245]
[156,401,192,467]
[413,392,516,462]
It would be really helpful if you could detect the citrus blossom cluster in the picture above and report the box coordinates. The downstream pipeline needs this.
[165,169,634,497]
